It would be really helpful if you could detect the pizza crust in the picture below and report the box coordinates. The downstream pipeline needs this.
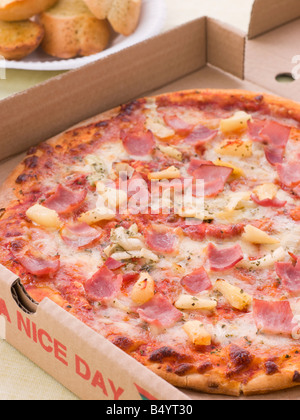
[242,370,298,396]
[150,366,300,397]
[149,365,241,396]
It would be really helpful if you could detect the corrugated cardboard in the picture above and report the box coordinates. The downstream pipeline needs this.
[0,0,300,400]
[0,266,187,400]
[245,18,300,100]
[206,18,245,79]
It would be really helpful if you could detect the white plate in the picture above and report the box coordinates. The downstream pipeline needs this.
[4,0,166,71]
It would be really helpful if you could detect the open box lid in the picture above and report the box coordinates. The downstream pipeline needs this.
[248,0,300,39]
[208,0,300,101]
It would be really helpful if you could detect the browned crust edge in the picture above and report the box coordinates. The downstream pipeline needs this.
[148,365,242,397]
[149,365,300,397]
[242,370,300,396]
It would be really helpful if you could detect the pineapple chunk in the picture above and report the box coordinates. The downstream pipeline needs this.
[96,181,127,209]
[216,209,243,222]
[226,191,252,211]
[237,247,285,270]
[26,204,61,229]
[253,183,278,201]
[112,299,131,314]
[176,203,204,220]
[175,295,217,311]
[158,145,183,161]
[111,248,159,262]
[114,162,135,178]
[146,118,175,139]
[110,225,144,251]
[214,159,245,178]
[148,166,181,180]
[214,279,252,311]
[220,111,252,134]
[183,321,212,346]
[215,139,253,157]
[78,207,115,224]
[242,224,280,245]
[131,272,155,305]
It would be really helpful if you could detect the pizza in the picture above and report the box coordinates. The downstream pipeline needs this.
[1,89,300,397]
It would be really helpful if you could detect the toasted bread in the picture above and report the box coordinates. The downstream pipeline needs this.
[0,0,58,21]
[0,20,44,60]
[40,0,110,59]
[83,0,141,36]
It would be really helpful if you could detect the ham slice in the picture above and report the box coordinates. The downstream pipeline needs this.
[163,114,194,136]
[187,159,213,176]
[248,120,291,147]
[276,260,300,294]
[137,294,182,328]
[277,161,300,187]
[122,272,140,287]
[183,223,244,241]
[248,120,265,141]
[121,129,155,156]
[193,164,233,197]
[145,227,178,254]
[248,120,291,166]
[84,265,122,302]
[293,184,300,197]
[184,125,217,145]
[264,146,284,165]
[253,299,296,336]
[183,224,206,241]
[180,267,212,295]
[11,229,60,277]
[105,257,125,271]
[61,222,101,248]
[44,185,87,215]
[17,252,60,276]
[251,194,286,208]
[205,223,245,239]
[207,243,243,272]
[260,121,291,148]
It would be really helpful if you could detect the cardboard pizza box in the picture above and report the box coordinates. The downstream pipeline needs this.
[0,0,299,400]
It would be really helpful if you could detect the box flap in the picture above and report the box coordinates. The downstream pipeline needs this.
[245,19,300,100]
[0,267,190,400]
[248,0,300,39]
[207,18,245,79]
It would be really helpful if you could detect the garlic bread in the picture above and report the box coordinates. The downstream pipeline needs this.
[40,0,110,59]
[0,20,44,60]
[0,0,58,21]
